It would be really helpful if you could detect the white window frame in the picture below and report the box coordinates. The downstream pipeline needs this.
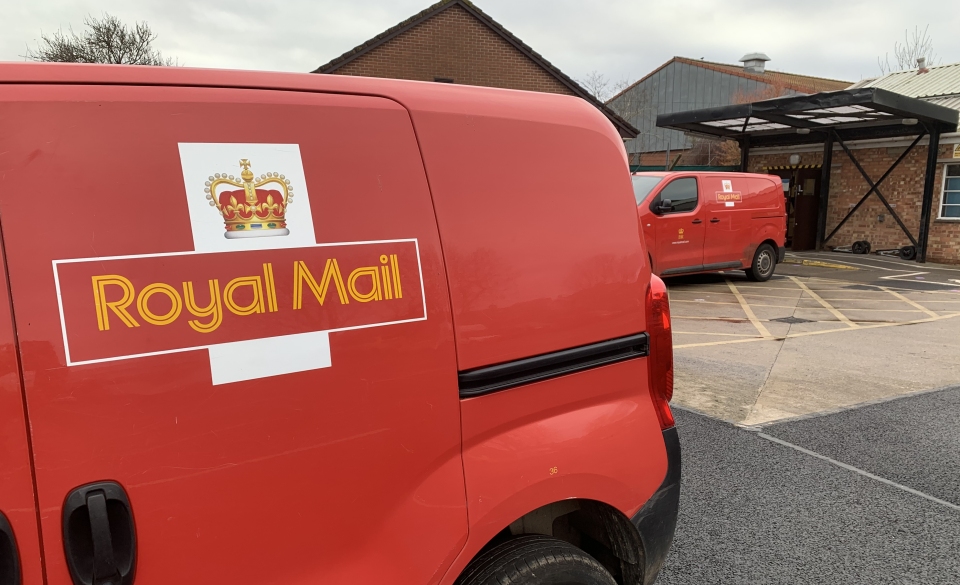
[939,163,960,220]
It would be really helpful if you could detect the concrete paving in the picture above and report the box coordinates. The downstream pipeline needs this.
[666,257,960,425]
[658,406,960,585]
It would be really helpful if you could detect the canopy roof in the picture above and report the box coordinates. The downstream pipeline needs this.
[657,88,958,148]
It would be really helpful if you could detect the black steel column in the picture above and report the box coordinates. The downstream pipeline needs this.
[739,137,750,172]
[917,126,941,263]
[816,134,834,250]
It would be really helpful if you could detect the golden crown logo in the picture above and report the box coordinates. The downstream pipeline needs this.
[205,159,293,239]
[678,228,685,240]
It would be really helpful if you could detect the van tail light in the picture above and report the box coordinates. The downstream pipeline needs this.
[645,274,675,429]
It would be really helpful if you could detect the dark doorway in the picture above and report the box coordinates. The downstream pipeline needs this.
[773,168,820,251]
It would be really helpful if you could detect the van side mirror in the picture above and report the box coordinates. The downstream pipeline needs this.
[656,198,673,214]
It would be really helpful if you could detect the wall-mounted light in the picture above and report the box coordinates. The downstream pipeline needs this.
[902,118,919,126]
[789,154,801,165]
[796,128,811,134]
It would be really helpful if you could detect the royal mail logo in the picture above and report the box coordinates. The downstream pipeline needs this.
[716,191,742,203]
[206,159,293,238]
[678,228,685,240]
[53,143,427,385]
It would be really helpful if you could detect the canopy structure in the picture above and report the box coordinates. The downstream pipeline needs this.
[656,88,960,262]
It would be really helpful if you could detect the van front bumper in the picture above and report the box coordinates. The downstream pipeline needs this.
[631,426,681,585]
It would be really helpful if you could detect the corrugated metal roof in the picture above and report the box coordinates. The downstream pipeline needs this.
[849,62,960,99]
[924,94,960,111]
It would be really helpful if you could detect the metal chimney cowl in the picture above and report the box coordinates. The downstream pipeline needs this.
[740,52,771,74]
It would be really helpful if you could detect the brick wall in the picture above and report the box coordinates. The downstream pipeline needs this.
[749,145,960,264]
[331,5,576,95]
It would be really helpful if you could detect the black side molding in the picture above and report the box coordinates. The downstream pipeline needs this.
[458,333,648,398]
[661,261,743,276]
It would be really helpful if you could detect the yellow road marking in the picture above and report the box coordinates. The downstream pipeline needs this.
[673,331,760,337]
[674,312,960,349]
[880,287,939,318]
[725,278,773,339]
[788,276,858,328]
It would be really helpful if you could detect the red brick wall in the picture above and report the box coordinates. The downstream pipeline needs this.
[330,5,576,95]
[749,145,960,264]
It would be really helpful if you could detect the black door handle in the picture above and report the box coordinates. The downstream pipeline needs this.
[710,218,721,223]
[0,511,21,585]
[691,219,703,224]
[63,482,136,585]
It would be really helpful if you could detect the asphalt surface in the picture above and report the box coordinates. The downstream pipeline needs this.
[657,394,960,585]
[781,251,960,292]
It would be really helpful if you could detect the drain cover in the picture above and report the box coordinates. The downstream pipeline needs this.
[771,316,813,324]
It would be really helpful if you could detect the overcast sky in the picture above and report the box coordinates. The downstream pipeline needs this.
[2,0,957,86]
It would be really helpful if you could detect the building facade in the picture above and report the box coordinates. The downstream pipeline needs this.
[313,0,636,139]
[746,63,960,264]
[608,56,849,166]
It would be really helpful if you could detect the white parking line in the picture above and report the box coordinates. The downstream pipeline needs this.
[756,432,960,512]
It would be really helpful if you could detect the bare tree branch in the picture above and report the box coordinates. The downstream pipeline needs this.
[879,25,937,74]
[24,13,177,66]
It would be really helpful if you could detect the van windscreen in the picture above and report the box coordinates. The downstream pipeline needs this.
[631,175,664,205]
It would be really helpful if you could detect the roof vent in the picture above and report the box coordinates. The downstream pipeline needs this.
[740,52,771,74]
[917,57,929,74]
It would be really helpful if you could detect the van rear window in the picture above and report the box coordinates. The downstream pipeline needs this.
[631,175,664,204]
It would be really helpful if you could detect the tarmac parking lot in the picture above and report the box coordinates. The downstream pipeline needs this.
[659,252,960,584]
[667,251,960,425]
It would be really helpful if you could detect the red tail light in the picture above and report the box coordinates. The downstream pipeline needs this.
[645,274,675,429]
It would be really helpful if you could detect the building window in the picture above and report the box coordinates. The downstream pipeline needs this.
[942,164,960,219]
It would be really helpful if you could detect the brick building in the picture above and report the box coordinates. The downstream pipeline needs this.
[746,63,960,263]
[658,64,960,265]
[313,0,637,139]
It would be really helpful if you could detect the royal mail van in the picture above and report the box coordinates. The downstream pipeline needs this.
[0,64,678,585]
[633,172,786,281]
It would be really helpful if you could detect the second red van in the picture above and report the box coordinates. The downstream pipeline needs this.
[634,172,787,281]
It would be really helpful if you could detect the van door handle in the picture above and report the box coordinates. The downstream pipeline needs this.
[710,218,721,223]
[691,219,703,224]
[63,482,136,585]
[0,511,21,585]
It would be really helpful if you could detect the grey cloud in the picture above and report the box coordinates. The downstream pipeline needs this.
[2,0,958,85]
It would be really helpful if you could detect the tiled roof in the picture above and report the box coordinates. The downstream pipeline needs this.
[313,0,638,138]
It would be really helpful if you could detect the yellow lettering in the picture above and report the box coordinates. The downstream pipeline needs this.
[348,267,382,303]
[390,254,402,299]
[263,263,278,313]
[223,276,265,316]
[137,283,183,326]
[380,255,393,300]
[293,259,349,309]
[183,280,223,333]
[92,275,139,331]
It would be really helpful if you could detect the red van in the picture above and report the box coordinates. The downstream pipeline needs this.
[0,64,678,585]
[633,172,786,281]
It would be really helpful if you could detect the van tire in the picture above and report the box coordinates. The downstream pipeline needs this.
[746,243,777,282]
[456,535,618,585]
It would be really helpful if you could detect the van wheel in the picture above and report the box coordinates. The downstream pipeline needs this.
[456,535,617,585]
[746,243,777,282]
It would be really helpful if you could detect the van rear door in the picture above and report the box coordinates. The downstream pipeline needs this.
[0,244,43,585]
[0,85,465,584]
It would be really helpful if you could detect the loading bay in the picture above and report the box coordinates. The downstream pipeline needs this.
[661,251,960,584]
